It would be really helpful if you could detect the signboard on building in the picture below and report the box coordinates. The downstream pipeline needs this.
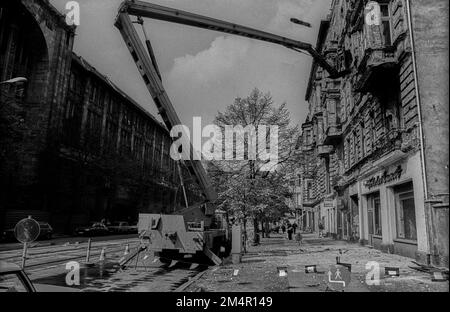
[364,165,403,190]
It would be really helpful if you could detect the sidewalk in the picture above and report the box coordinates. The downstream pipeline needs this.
[185,233,449,292]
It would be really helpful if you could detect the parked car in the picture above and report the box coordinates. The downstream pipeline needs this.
[74,222,109,237]
[0,261,78,292]
[1,228,15,242]
[129,223,138,234]
[37,222,53,240]
[108,221,133,234]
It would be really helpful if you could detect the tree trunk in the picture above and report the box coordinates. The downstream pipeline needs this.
[265,219,270,238]
[261,219,265,238]
[252,217,260,245]
[242,217,247,253]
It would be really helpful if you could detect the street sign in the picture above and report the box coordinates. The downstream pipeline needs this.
[305,265,317,274]
[326,265,351,290]
[14,216,40,269]
[14,217,40,244]
[385,267,400,277]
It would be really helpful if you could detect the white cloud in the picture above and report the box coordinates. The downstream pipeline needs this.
[168,36,251,87]
[165,35,309,127]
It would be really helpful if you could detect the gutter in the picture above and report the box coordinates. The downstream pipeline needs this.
[405,0,429,199]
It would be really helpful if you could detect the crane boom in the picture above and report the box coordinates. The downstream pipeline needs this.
[117,1,339,77]
[114,0,340,204]
[115,12,217,202]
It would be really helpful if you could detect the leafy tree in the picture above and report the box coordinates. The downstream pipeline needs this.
[209,88,299,247]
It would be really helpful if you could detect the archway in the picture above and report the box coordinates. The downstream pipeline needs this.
[0,1,49,100]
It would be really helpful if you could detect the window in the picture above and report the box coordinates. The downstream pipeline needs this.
[360,121,365,158]
[133,136,144,161]
[395,182,417,241]
[380,3,392,46]
[306,180,313,200]
[344,138,349,169]
[120,128,132,155]
[368,193,382,236]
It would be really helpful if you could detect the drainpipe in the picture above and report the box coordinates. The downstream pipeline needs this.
[405,0,429,200]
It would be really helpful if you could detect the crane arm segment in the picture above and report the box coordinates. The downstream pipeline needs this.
[117,0,339,77]
[115,12,217,202]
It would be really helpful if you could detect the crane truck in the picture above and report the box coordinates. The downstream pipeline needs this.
[114,0,341,266]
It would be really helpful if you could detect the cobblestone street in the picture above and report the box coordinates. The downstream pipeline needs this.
[186,234,449,292]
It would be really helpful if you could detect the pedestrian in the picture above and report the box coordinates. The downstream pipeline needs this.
[287,224,293,240]
[295,232,303,246]
[318,221,324,238]
[281,224,286,234]
[293,222,298,234]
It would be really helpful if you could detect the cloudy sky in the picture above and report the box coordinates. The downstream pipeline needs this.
[50,0,332,129]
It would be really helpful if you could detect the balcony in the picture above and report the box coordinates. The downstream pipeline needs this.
[323,124,343,146]
[372,129,403,159]
[344,129,404,176]
[301,143,316,152]
[355,47,397,92]
[323,40,338,56]
[317,144,333,157]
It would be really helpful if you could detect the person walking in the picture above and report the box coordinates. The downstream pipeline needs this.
[295,232,303,246]
[287,224,293,240]
[318,221,324,238]
[293,222,298,234]
[281,224,286,235]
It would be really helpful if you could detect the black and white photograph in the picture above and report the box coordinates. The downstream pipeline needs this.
[0,0,448,301]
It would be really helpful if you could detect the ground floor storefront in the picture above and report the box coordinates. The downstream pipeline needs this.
[185,233,448,292]
[347,152,429,262]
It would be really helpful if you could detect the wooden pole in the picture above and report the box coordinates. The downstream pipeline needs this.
[85,238,92,263]
[21,242,28,269]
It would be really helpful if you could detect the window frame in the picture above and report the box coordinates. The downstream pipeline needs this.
[394,183,417,241]
[379,3,393,46]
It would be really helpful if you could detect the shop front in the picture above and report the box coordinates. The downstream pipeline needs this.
[358,152,429,261]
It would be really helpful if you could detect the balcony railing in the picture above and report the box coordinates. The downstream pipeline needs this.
[344,129,403,175]
[323,124,343,146]
[372,128,403,157]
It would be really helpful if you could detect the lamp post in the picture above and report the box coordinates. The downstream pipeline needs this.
[0,77,28,85]
[0,77,27,106]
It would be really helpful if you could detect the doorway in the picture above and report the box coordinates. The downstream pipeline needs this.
[367,192,381,246]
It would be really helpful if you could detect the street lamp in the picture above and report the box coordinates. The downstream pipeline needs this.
[0,77,27,108]
[290,18,312,28]
[0,77,28,85]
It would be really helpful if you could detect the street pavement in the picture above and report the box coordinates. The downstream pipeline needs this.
[185,233,449,292]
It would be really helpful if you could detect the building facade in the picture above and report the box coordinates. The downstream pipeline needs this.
[0,0,200,234]
[299,0,448,266]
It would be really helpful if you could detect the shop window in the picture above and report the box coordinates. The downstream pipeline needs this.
[368,193,382,236]
[394,182,417,241]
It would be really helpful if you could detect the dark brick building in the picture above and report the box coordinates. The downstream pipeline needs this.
[0,0,201,234]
